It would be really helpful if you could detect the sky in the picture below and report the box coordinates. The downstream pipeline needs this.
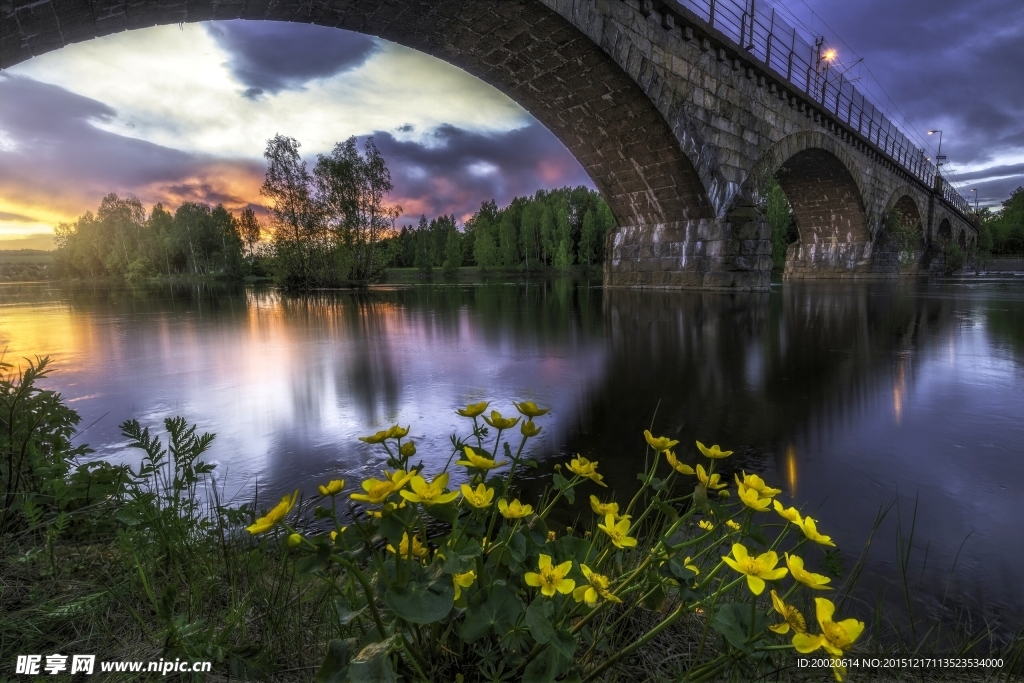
[0,0,1022,249]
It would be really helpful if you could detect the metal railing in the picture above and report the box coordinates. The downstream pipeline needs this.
[666,0,973,218]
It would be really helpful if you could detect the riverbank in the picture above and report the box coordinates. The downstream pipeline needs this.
[4,359,1020,681]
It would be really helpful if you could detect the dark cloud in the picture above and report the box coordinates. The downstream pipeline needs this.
[206,21,378,98]
[361,123,595,222]
[796,0,1024,188]
[0,74,262,216]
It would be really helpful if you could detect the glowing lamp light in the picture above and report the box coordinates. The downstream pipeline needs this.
[822,48,837,62]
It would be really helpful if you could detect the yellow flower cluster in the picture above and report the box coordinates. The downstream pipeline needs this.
[566,455,606,486]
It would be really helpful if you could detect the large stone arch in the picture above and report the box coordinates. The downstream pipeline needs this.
[0,1,720,229]
[746,132,870,279]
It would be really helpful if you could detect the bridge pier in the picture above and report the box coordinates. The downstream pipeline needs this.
[604,205,772,291]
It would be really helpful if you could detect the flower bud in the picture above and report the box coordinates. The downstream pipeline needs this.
[287,533,302,548]
[400,441,416,458]
[718,489,730,498]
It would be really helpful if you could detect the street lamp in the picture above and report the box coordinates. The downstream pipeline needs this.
[971,188,979,215]
[928,130,945,168]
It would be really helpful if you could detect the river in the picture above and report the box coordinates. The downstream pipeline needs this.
[2,277,1022,636]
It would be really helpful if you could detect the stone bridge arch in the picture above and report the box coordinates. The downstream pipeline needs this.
[1,0,723,230]
[3,0,978,289]
[746,131,871,279]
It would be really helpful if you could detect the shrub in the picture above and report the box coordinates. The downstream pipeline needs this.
[252,402,863,683]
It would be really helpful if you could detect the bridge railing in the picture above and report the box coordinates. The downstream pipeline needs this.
[668,0,972,216]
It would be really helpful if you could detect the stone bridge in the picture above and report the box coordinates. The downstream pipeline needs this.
[0,0,978,290]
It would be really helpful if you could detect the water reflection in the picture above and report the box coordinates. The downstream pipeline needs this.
[1,278,1022,633]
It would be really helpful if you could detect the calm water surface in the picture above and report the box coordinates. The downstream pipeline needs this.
[2,278,1022,633]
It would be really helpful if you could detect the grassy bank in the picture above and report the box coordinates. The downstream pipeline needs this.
[2,359,1021,682]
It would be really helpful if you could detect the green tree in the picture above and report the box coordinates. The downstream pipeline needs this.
[474,216,497,271]
[763,179,795,270]
[539,203,556,266]
[238,207,261,267]
[314,136,400,282]
[443,225,462,277]
[261,134,321,288]
[520,202,539,270]
[498,211,519,268]
[578,208,598,266]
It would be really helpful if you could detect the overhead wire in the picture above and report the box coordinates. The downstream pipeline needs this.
[769,0,970,194]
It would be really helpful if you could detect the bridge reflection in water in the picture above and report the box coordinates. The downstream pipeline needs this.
[2,279,1022,633]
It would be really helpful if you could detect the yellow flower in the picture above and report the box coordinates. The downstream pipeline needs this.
[482,410,520,429]
[696,441,733,459]
[318,479,345,497]
[643,430,679,452]
[453,570,476,600]
[399,441,416,458]
[695,464,726,490]
[456,401,489,418]
[358,429,390,444]
[329,527,347,542]
[683,556,700,575]
[597,514,637,549]
[769,589,807,635]
[546,530,557,542]
[792,598,865,682]
[738,485,772,512]
[726,519,741,531]
[665,450,695,475]
[513,401,550,418]
[386,424,410,439]
[286,533,302,548]
[498,498,533,519]
[736,471,782,498]
[589,495,625,519]
[455,446,507,471]
[350,470,414,504]
[786,553,832,590]
[698,519,714,531]
[773,499,803,525]
[400,473,460,505]
[521,420,542,437]
[798,516,836,547]
[524,554,575,597]
[573,564,621,607]
[246,490,298,534]
[460,483,495,509]
[721,543,788,595]
[386,532,428,559]
[566,455,606,486]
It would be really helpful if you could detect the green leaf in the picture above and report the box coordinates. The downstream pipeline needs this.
[349,637,398,683]
[710,603,768,654]
[525,598,555,644]
[335,597,366,627]
[654,499,679,521]
[296,542,332,575]
[550,628,576,660]
[640,584,666,611]
[744,524,769,548]
[662,556,697,582]
[424,501,459,524]
[385,577,454,624]
[508,530,527,563]
[522,643,572,683]
[315,638,354,683]
[458,585,523,642]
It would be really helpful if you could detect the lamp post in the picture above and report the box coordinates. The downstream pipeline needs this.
[971,188,979,216]
[928,130,945,170]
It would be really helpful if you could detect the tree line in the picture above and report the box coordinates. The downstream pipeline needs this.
[386,186,615,276]
[978,186,1024,256]
[53,194,259,281]
[52,134,618,285]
